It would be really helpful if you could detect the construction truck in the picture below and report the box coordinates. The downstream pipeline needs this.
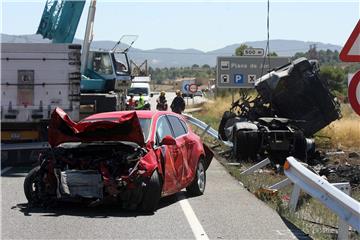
[0,0,133,157]
[37,0,134,114]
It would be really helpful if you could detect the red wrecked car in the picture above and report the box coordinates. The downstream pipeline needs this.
[24,108,213,212]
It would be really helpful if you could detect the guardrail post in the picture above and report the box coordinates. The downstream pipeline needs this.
[269,178,292,190]
[284,157,360,236]
[289,184,301,212]
[240,158,270,175]
[333,182,351,240]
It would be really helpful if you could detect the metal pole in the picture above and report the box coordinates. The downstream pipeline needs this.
[80,0,97,74]
[289,185,301,212]
[231,89,234,105]
[240,158,271,175]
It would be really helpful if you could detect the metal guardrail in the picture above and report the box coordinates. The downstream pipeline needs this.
[183,114,233,147]
[240,156,360,239]
[284,156,360,239]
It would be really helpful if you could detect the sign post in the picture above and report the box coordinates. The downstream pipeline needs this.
[216,56,291,89]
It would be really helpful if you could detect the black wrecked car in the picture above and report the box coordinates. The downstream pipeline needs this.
[218,57,341,164]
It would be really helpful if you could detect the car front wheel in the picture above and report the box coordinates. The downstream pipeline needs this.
[141,170,161,213]
[186,159,206,196]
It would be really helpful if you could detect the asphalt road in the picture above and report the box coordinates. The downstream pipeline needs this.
[149,92,206,111]
[1,159,310,239]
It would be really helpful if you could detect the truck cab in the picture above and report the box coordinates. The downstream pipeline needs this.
[80,50,132,93]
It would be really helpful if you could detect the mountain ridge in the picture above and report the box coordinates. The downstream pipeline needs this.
[0,33,342,68]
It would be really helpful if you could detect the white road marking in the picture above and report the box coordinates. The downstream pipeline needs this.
[177,193,209,240]
[1,167,12,175]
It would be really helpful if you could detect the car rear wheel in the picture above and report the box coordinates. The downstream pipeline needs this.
[186,159,206,196]
[141,170,161,213]
[24,166,44,205]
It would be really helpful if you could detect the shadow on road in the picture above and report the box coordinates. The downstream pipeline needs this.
[1,166,32,178]
[280,216,313,240]
[12,191,197,218]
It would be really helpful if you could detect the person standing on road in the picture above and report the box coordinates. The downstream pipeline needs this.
[127,94,136,110]
[135,93,145,110]
[156,91,168,111]
[170,90,185,114]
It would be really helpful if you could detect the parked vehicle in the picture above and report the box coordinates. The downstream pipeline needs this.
[193,90,204,97]
[37,0,134,113]
[1,43,81,143]
[24,108,213,212]
[127,81,153,108]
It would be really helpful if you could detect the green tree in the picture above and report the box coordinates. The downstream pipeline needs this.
[267,52,278,56]
[319,65,346,95]
[235,44,249,56]
[192,64,199,69]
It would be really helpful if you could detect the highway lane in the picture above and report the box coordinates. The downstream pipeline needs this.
[1,159,309,239]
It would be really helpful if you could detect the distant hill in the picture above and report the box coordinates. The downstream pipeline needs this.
[0,33,342,68]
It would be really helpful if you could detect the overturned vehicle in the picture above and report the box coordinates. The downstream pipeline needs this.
[24,108,213,212]
[218,57,341,164]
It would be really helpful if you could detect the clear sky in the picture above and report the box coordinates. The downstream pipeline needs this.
[1,0,359,51]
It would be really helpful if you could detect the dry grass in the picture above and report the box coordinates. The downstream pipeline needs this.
[317,105,360,150]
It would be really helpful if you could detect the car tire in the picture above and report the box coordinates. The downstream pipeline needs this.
[141,170,161,213]
[186,159,206,196]
[218,111,236,141]
[24,166,43,205]
[233,130,249,161]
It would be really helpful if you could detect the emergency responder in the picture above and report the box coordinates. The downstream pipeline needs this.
[170,90,185,114]
[127,93,136,110]
[156,91,168,110]
[135,93,145,110]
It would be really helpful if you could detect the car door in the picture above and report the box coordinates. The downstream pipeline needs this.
[155,115,182,195]
[167,115,190,189]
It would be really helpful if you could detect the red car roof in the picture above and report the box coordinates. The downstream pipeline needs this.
[84,110,180,120]
[84,110,154,120]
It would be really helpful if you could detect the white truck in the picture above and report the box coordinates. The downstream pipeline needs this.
[127,76,153,109]
[1,43,81,143]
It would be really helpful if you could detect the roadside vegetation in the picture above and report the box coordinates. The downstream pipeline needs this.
[157,45,359,238]
[190,93,359,239]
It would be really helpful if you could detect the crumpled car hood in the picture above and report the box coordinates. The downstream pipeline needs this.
[48,107,145,147]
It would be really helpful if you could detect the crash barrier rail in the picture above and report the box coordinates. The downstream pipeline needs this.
[241,156,360,240]
[183,114,233,147]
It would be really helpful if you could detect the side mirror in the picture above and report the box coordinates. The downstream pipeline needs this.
[160,135,176,145]
[150,93,154,97]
